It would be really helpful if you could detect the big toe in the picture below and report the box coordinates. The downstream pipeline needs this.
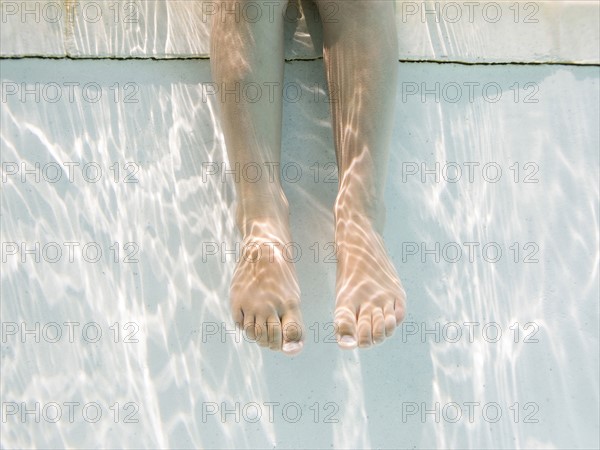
[335,306,358,349]
[267,314,283,351]
[281,311,304,355]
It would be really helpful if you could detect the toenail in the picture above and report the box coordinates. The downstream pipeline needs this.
[339,336,357,348]
[282,341,303,355]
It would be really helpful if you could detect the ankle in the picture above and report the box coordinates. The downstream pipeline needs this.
[240,216,292,241]
[236,192,291,236]
[237,197,292,242]
[334,203,386,235]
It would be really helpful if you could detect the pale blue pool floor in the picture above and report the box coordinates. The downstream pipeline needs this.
[1,59,599,449]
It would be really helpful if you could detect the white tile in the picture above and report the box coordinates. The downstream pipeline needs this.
[0,1,65,56]
[3,1,597,63]
[396,0,600,63]
[65,0,323,58]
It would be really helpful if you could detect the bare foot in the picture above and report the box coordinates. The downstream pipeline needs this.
[230,218,304,355]
[333,213,406,349]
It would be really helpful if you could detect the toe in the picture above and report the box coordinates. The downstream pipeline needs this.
[335,305,358,349]
[267,315,283,351]
[372,308,386,344]
[394,296,406,325]
[383,303,397,337]
[243,313,256,341]
[281,311,304,355]
[254,317,269,347]
[232,308,244,330]
[357,308,373,348]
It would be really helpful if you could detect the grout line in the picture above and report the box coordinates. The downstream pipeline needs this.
[0,54,598,67]
[397,59,600,67]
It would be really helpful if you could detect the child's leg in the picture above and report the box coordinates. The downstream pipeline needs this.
[211,0,304,355]
[314,0,406,348]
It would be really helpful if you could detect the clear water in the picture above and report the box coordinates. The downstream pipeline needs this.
[1,56,598,448]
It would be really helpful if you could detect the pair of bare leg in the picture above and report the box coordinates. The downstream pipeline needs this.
[210,0,406,355]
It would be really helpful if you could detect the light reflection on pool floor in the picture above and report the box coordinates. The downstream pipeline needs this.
[1,59,598,449]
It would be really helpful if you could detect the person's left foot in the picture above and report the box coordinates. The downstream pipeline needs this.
[333,212,406,348]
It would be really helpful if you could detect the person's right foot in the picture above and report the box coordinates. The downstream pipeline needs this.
[230,218,304,355]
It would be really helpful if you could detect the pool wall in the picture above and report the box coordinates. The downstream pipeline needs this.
[1,1,599,449]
